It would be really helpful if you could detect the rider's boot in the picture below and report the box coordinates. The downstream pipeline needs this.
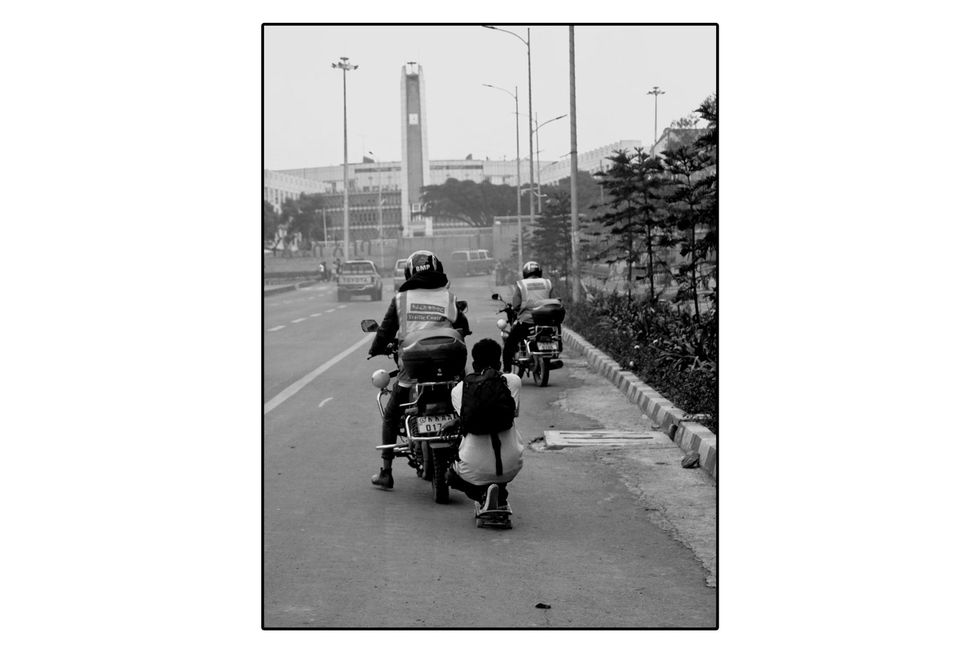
[371,461,394,489]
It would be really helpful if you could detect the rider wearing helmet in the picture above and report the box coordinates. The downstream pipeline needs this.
[502,261,560,373]
[367,250,470,489]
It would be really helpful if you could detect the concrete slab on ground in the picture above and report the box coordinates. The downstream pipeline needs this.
[543,429,669,448]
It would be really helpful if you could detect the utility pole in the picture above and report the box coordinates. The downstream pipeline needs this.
[483,83,523,268]
[369,151,384,270]
[332,56,358,261]
[647,86,666,155]
[533,112,567,200]
[569,27,581,303]
[484,26,535,218]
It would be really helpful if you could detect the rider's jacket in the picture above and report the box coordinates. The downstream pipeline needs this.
[396,288,458,339]
[513,277,557,323]
[368,271,469,386]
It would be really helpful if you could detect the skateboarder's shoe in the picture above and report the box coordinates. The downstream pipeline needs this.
[371,467,393,489]
[497,503,512,514]
[480,484,499,514]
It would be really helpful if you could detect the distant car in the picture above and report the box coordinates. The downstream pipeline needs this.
[472,249,493,275]
[392,258,409,292]
[448,249,494,277]
[337,260,383,301]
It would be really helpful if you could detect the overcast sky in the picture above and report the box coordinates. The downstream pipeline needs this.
[263,24,716,170]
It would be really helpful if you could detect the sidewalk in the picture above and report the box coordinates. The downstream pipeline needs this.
[488,281,717,479]
[562,327,718,480]
[544,351,717,588]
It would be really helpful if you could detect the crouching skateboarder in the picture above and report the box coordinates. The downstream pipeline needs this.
[442,339,524,528]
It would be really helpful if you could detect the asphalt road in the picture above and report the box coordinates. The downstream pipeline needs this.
[263,274,716,628]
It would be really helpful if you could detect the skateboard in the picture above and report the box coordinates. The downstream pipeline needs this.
[475,503,513,529]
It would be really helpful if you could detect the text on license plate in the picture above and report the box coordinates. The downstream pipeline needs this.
[415,414,455,433]
[342,276,371,284]
[537,342,558,350]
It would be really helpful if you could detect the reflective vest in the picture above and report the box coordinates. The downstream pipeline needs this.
[515,277,553,322]
[396,288,458,339]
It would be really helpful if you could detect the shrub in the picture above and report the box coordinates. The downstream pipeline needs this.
[567,292,718,434]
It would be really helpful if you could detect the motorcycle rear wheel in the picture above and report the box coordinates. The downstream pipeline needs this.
[419,442,433,481]
[532,357,550,387]
[431,449,450,504]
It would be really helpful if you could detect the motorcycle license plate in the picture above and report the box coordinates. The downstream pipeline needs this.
[537,342,558,351]
[415,414,455,434]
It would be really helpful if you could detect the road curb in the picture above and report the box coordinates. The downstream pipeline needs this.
[562,327,717,480]
[263,280,321,297]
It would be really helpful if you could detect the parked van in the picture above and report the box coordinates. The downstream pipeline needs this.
[447,249,494,277]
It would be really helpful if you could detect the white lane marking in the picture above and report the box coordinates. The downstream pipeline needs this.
[291,317,306,323]
[268,325,285,332]
[264,334,373,415]
[326,309,335,313]
[337,305,348,309]
[318,397,334,408]
[310,313,322,317]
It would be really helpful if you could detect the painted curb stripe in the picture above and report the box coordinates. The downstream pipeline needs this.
[563,326,717,479]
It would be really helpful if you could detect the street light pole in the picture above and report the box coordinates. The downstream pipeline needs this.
[332,56,358,261]
[647,86,666,155]
[369,151,384,271]
[320,207,328,257]
[532,113,567,195]
[569,26,581,303]
[483,83,523,268]
[484,26,535,218]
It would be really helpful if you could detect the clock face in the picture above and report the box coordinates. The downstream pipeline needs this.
[408,113,419,125]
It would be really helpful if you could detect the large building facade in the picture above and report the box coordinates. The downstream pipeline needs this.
[276,157,536,194]
[263,169,327,212]
[538,140,643,185]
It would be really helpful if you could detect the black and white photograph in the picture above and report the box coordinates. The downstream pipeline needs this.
[11,2,980,648]
[263,23,718,629]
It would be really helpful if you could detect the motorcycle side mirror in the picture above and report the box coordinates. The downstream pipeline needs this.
[456,300,468,312]
[491,293,501,301]
[360,319,379,333]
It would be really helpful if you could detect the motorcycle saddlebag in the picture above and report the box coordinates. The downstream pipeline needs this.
[530,301,566,326]
[399,327,467,381]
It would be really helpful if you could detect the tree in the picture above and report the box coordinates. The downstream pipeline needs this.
[542,170,603,220]
[526,190,573,278]
[420,178,517,227]
[659,129,716,321]
[670,113,701,129]
[592,148,670,301]
[263,200,284,251]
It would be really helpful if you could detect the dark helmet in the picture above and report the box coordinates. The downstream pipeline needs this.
[522,261,542,279]
[405,250,443,279]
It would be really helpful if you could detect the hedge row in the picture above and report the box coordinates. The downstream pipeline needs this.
[566,293,718,435]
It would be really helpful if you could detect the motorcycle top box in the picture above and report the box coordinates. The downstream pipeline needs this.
[530,302,566,326]
[398,327,467,381]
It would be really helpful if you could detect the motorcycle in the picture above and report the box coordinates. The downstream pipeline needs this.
[360,303,469,504]
[491,293,565,387]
